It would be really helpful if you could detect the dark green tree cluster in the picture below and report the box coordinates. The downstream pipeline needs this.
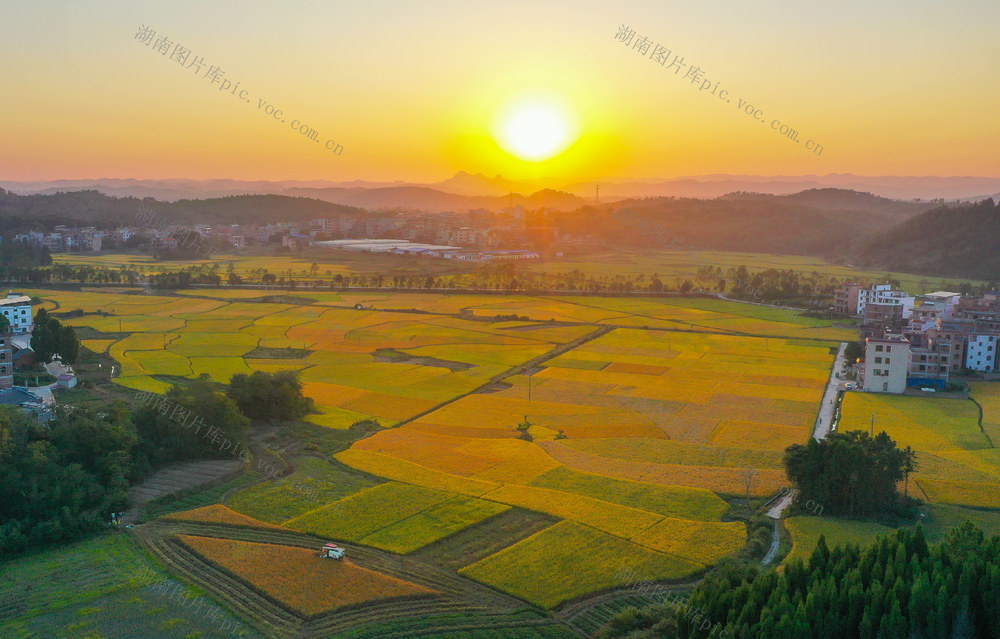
[226,370,314,423]
[0,404,133,556]
[784,431,917,518]
[687,525,999,639]
[602,524,1000,639]
[132,375,249,472]
[30,308,80,364]
[0,377,248,557]
[0,241,52,268]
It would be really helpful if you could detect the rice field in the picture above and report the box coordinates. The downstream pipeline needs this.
[176,535,434,615]
[839,392,1000,508]
[459,521,704,608]
[26,286,847,609]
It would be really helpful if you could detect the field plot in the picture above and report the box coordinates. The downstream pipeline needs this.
[0,534,252,638]
[30,287,850,611]
[971,381,1000,444]
[282,481,509,553]
[839,392,1000,508]
[460,521,703,608]
[163,504,284,529]
[228,457,382,523]
[328,326,833,606]
[177,535,434,615]
[784,516,894,564]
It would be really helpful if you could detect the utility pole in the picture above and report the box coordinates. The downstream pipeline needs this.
[870,413,875,437]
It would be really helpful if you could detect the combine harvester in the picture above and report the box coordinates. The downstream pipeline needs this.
[320,543,345,560]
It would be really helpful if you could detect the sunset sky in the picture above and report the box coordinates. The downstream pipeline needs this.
[3,0,998,183]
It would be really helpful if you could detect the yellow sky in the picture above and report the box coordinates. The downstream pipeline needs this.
[2,0,998,183]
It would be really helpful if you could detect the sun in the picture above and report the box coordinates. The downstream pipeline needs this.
[493,95,579,162]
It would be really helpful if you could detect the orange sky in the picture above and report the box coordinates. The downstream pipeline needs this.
[2,0,998,183]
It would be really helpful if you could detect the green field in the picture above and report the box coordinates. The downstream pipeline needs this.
[840,392,1000,508]
[0,534,256,638]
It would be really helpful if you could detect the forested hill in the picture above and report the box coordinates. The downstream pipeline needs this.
[0,189,365,230]
[559,196,887,257]
[721,188,935,221]
[855,198,1000,280]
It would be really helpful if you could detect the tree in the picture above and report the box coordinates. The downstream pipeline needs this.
[30,308,80,363]
[784,430,917,517]
[227,370,314,423]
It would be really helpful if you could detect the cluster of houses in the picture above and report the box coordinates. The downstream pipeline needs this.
[838,283,1000,393]
[14,227,104,252]
[0,293,71,420]
[12,204,572,258]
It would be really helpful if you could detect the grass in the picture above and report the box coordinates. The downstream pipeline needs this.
[284,482,455,542]
[460,521,703,609]
[228,456,382,523]
[358,496,510,554]
[408,508,558,571]
[783,516,894,564]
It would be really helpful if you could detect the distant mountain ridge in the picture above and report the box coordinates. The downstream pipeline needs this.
[3,173,999,209]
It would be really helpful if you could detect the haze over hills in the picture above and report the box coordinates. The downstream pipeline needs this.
[3,173,999,211]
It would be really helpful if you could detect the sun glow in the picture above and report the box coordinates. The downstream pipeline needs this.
[493,95,579,162]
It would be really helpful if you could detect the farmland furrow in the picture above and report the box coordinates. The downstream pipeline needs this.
[136,520,537,637]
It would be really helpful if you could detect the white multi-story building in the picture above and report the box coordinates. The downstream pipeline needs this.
[858,284,915,319]
[966,334,998,372]
[862,335,910,394]
[0,293,33,334]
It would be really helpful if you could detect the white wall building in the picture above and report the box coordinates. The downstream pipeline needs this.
[0,293,33,334]
[966,334,998,372]
[858,285,915,319]
[862,336,910,394]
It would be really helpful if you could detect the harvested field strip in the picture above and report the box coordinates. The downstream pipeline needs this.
[408,508,558,571]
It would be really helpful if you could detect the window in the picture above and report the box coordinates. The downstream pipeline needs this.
[875,345,884,352]
[875,357,882,364]
[883,382,889,392]
[885,358,890,365]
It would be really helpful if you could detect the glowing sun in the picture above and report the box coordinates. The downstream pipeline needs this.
[494,95,579,162]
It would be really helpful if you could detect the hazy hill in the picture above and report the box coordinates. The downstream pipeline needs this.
[855,198,1000,281]
[0,190,364,229]
[281,185,587,212]
[563,195,888,257]
[721,188,935,222]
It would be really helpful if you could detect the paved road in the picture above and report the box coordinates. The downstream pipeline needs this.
[762,342,846,565]
[814,342,848,440]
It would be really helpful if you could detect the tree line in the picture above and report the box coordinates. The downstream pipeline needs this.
[0,371,311,557]
[601,523,1000,638]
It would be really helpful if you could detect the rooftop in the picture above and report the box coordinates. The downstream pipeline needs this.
[0,295,31,306]
[866,335,910,344]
